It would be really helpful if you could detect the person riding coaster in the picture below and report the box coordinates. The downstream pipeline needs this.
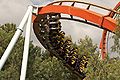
[49,31,65,48]
[48,13,60,19]
[47,13,88,77]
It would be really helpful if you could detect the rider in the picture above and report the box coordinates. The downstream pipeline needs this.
[70,48,78,66]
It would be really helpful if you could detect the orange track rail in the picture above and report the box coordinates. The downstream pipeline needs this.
[38,5,116,31]
[100,2,120,59]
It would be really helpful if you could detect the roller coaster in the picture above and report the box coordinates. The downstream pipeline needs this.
[0,1,120,80]
[32,1,120,79]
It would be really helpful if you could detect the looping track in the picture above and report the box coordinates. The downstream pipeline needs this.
[32,1,120,79]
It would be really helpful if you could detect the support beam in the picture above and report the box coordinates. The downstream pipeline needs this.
[20,6,33,80]
[99,30,107,60]
[0,6,32,70]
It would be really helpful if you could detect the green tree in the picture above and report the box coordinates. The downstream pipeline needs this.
[111,16,120,54]
[0,23,78,80]
[0,23,23,79]
[1,23,120,80]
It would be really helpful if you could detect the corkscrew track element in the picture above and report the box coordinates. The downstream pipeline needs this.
[32,1,120,79]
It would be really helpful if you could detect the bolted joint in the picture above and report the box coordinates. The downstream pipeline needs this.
[32,5,39,15]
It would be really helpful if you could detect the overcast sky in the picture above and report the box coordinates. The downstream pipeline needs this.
[0,0,119,56]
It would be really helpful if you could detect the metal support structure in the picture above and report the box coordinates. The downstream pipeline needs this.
[99,30,107,60]
[20,6,33,80]
[0,6,32,70]
[0,1,119,80]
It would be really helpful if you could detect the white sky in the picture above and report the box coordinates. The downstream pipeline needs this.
[0,0,119,57]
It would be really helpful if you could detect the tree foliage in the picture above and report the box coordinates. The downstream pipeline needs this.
[111,16,120,54]
[0,23,78,80]
[0,23,120,80]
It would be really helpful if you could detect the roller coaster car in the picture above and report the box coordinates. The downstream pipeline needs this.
[65,39,72,45]
[49,27,61,32]
[51,31,65,43]
[71,53,78,64]
[53,40,64,48]
[39,28,46,34]
[49,25,61,32]
[79,55,88,69]
[49,20,60,25]
[49,32,64,42]
[49,31,59,37]
[59,31,65,37]
[48,13,60,19]
[81,55,88,61]
[49,24,61,34]
[75,59,81,70]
